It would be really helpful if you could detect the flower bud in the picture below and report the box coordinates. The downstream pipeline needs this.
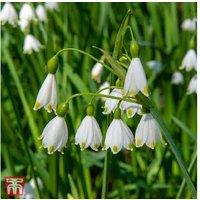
[114,108,121,119]
[56,102,68,117]
[130,41,139,58]
[47,56,58,74]
[86,104,94,116]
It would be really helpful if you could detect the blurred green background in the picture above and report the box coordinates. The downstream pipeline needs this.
[1,2,197,199]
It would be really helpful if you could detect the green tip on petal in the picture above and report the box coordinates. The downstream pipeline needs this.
[112,145,119,154]
[102,144,106,151]
[92,144,99,151]
[127,108,134,118]
[147,142,155,149]
[143,85,149,97]
[80,142,86,151]
[45,104,53,113]
[135,139,142,147]
[58,148,64,154]
[33,101,41,111]
[128,143,134,150]
[161,139,167,146]
[102,106,109,114]
[48,145,55,154]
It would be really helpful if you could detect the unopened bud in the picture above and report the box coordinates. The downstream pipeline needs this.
[86,104,94,116]
[47,55,58,74]
[56,102,68,117]
[130,41,139,58]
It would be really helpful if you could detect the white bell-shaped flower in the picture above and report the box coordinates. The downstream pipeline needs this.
[36,5,47,22]
[99,81,110,101]
[124,58,149,96]
[45,2,59,11]
[187,74,197,95]
[39,116,68,154]
[0,3,18,26]
[23,34,42,54]
[33,73,57,112]
[103,109,134,154]
[171,71,184,85]
[180,49,197,71]
[19,3,35,22]
[75,116,102,151]
[135,113,165,149]
[91,62,103,83]
[120,101,142,118]
[103,89,123,114]
[21,178,43,199]
[18,19,30,33]
[181,18,196,32]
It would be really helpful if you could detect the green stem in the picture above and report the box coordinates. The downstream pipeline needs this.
[176,149,197,198]
[55,47,115,74]
[101,151,110,198]
[65,91,136,105]
[90,86,122,103]
[127,25,135,41]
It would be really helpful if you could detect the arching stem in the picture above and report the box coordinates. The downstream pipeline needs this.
[55,48,116,74]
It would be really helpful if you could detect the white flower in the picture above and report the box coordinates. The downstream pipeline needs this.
[180,49,197,71]
[124,58,149,96]
[34,73,57,112]
[146,60,162,73]
[75,116,102,151]
[181,18,196,31]
[135,113,165,149]
[103,118,134,154]
[39,116,68,154]
[171,71,184,85]
[21,178,43,199]
[91,62,103,83]
[23,34,42,54]
[36,5,47,22]
[103,89,123,114]
[120,101,142,118]
[187,74,197,95]
[45,2,59,11]
[18,19,30,33]
[19,3,35,22]
[0,3,18,26]
[99,81,110,101]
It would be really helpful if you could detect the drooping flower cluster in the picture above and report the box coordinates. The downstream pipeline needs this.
[1,2,59,54]
[33,39,166,155]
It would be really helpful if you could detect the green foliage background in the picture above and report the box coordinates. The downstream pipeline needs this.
[1,2,197,199]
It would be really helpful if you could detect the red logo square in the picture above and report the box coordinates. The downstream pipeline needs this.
[4,176,25,197]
